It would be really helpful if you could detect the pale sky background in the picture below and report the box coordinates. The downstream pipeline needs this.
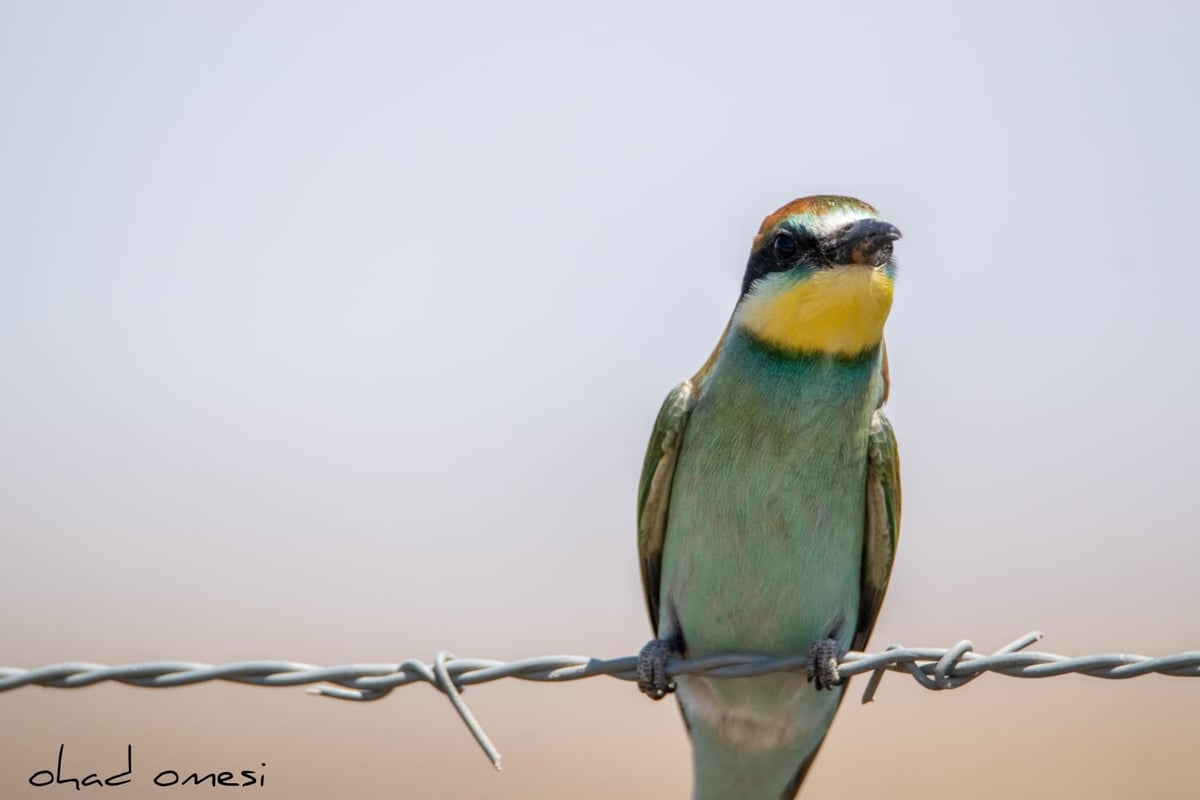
[3,1,1199,798]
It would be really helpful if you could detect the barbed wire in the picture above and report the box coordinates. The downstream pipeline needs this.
[5,631,1200,770]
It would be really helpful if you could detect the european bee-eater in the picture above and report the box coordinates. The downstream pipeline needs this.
[636,195,902,799]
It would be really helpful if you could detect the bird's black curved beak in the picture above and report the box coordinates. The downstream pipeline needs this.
[824,219,902,266]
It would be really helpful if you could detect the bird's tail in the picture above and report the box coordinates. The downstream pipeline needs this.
[687,722,826,800]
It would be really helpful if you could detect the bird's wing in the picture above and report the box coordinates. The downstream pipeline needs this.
[636,378,697,636]
[637,318,730,636]
[854,405,901,652]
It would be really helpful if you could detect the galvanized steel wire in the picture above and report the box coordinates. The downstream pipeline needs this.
[6,631,1200,770]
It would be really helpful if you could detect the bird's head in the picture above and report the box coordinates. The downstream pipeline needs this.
[734,195,901,358]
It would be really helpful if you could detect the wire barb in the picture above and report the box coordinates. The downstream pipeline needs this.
[6,632,1200,768]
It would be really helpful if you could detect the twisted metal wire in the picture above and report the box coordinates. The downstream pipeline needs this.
[5,632,1200,769]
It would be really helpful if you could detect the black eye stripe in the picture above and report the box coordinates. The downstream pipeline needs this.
[739,226,820,297]
[771,228,818,265]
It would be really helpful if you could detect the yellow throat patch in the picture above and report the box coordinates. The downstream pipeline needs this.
[735,265,894,357]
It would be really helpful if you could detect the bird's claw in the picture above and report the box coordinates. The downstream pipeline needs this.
[807,638,842,690]
[636,639,676,700]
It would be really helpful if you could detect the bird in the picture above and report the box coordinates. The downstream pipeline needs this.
[635,195,902,799]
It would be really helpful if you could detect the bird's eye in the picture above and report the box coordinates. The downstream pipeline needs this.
[773,231,798,261]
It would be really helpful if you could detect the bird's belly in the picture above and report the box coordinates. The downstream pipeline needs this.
[661,442,867,657]
[658,403,870,746]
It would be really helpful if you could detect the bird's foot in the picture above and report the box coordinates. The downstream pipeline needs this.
[807,638,842,690]
[636,638,676,700]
